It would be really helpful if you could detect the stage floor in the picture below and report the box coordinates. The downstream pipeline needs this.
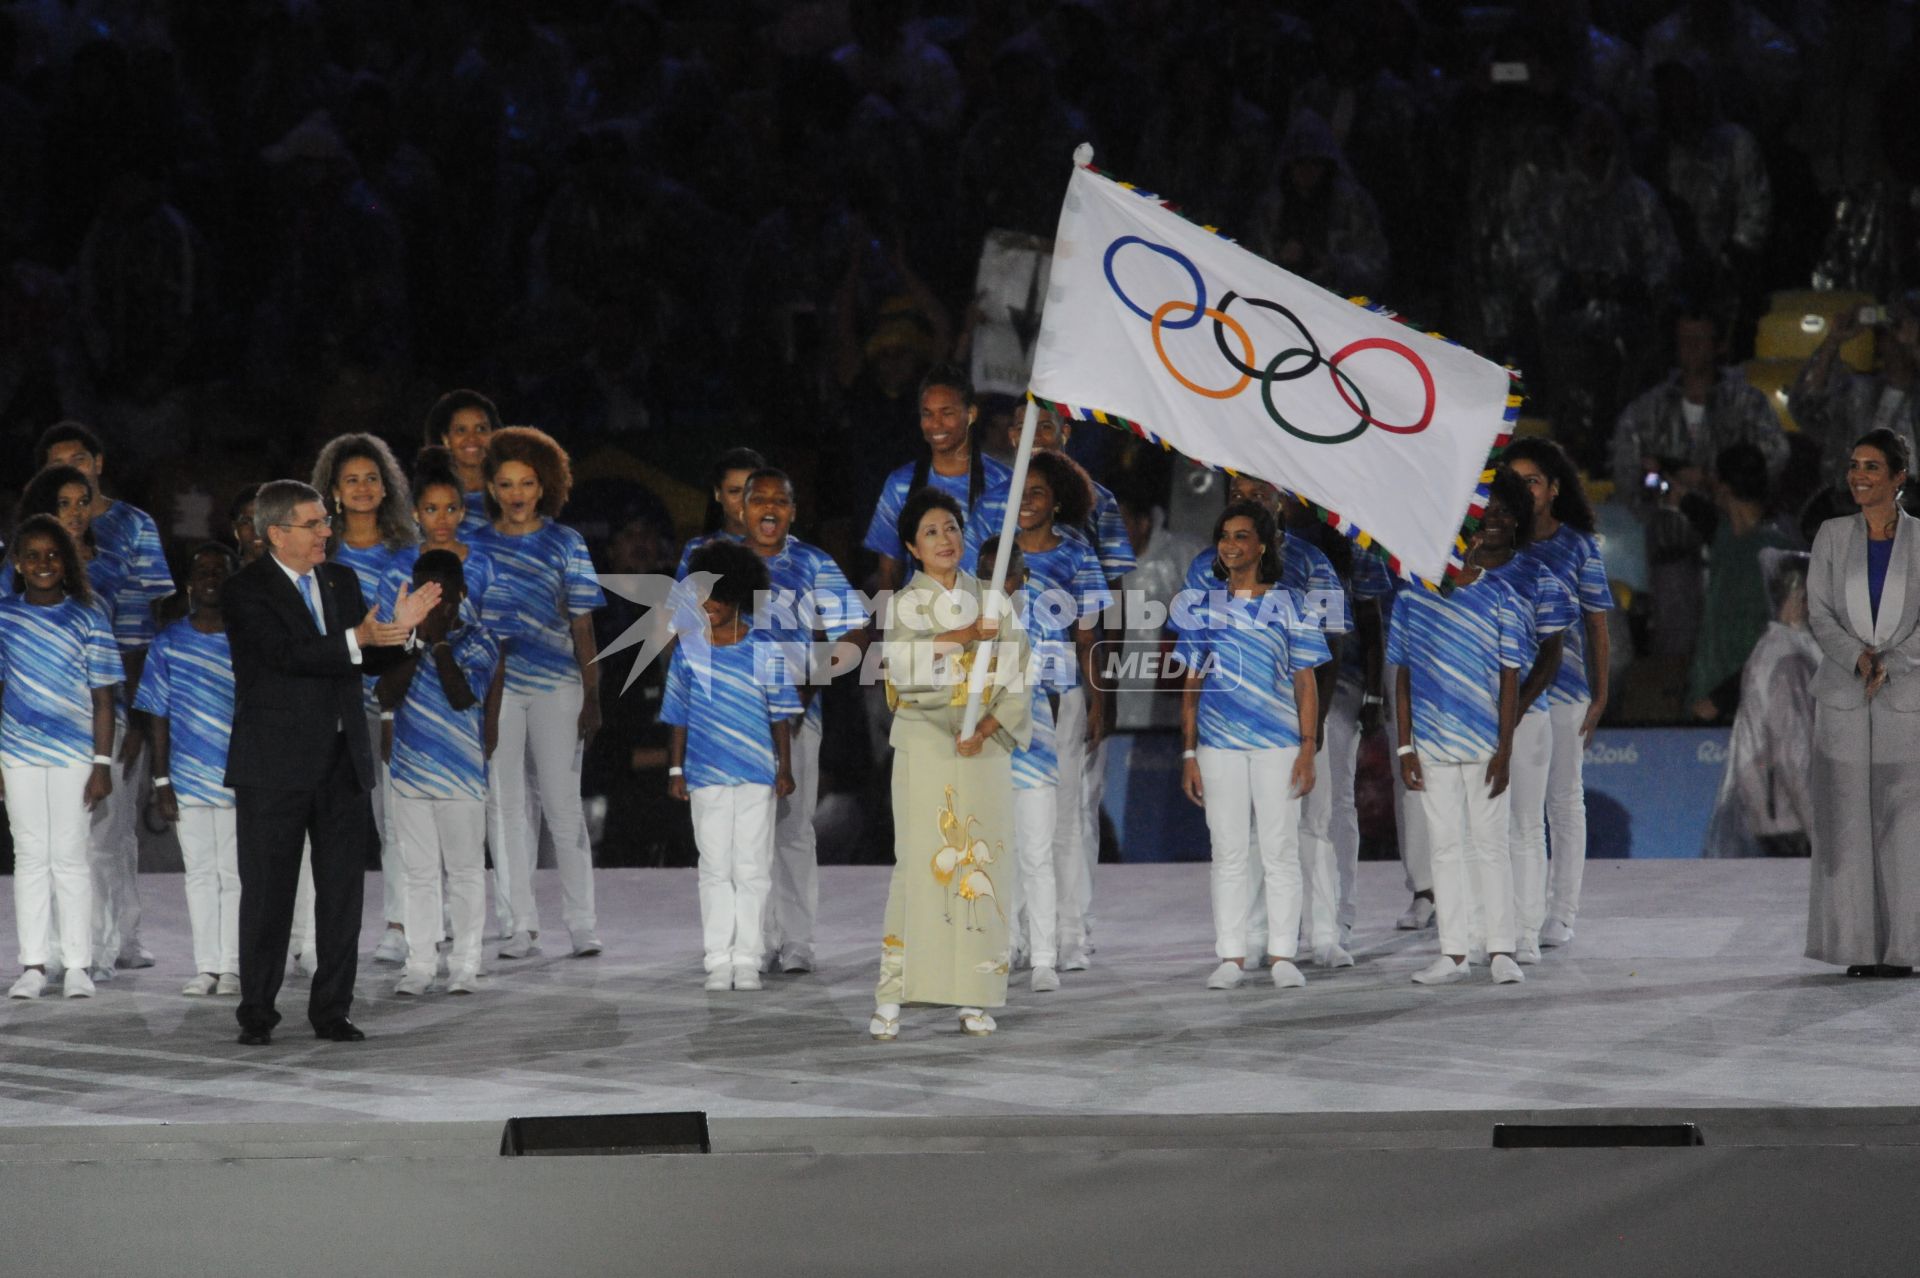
[0,861,1913,1128]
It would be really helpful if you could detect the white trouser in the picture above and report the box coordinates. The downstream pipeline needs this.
[7,762,93,970]
[489,681,596,937]
[1199,745,1303,961]
[1387,673,1432,893]
[764,715,821,962]
[86,719,141,961]
[1051,687,1092,953]
[177,804,241,975]
[365,706,400,925]
[393,792,487,980]
[1543,698,1591,926]
[1506,711,1554,939]
[288,840,316,963]
[1013,784,1059,968]
[1419,757,1516,957]
[1079,730,1107,927]
[1324,682,1365,932]
[1247,755,1337,952]
[690,783,775,972]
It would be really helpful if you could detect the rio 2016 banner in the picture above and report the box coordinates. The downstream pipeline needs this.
[1030,161,1519,587]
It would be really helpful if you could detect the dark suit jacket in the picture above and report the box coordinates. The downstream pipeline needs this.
[222,555,408,792]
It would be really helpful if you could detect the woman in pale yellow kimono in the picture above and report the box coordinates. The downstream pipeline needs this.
[871,489,1030,1039]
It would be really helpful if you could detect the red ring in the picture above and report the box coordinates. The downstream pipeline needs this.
[1325,338,1435,434]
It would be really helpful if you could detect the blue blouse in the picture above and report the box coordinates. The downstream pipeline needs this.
[1869,536,1894,624]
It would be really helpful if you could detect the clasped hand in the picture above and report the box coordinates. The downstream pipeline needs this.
[1859,648,1890,699]
[354,581,444,648]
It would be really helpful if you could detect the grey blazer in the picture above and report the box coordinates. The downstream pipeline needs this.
[1807,511,1920,712]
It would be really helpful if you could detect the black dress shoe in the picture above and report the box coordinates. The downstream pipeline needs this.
[313,1020,366,1042]
[237,1028,273,1046]
[1878,965,1914,978]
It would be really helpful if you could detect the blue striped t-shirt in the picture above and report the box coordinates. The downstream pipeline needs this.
[1172,589,1332,751]
[1518,525,1612,707]
[389,623,501,802]
[472,520,606,695]
[89,501,173,650]
[658,629,805,790]
[132,620,235,807]
[0,594,124,767]
[1386,577,1533,764]
[862,453,1013,573]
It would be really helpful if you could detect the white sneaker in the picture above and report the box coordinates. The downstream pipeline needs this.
[216,973,241,996]
[64,967,95,999]
[1516,934,1542,965]
[703,968,731,992]
[394,973,432,997]
[447,970,480,995]
[372,929,409,964]
[1412,956,1468,986]
[1539,918,1575,947]
[182,973,217,997]
[497,931,539,960]
[1490,955,1525,985]
[959,1008,996,1036]
[1205,960,1244,990]
[116,945,155,970]
[570,929,603,958]
[1059,947,1090,972]
[1395,896,1436,930]
[1270,959,1307,989]
[732,964,763,991]
[1030,965,1060,993]
[9,970,46,999]
[1315,943,1355,969]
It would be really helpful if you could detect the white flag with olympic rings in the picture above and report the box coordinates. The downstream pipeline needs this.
[1030,161,1520,588]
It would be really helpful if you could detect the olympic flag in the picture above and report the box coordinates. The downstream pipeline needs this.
[1029,157,1519,586]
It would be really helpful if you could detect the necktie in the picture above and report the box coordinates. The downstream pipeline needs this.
[298,573,324,632]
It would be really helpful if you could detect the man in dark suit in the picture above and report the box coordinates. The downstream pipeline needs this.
[223,480,440,1045]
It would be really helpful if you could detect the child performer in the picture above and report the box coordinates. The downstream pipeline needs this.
[377,552,502,996]
[2,517,122,999]
[660,541,800,992]
[137,544,245,996]
[1176,501,1328,992]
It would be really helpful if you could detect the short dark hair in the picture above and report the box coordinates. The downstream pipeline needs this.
[745,466,792,496]
[10,513,89,604]
[227,484,261,524]
[896,488,965,564]
[423,389,502,448]
[976,535,1025,583]
[190,541,241,573]
[1484,467,1536,547]
[411,445,464,503]
[918,361,975,409]
[411,547,467,597]
[687,539,767,612]
[1854,426,1912,477]
[1210,500,1284,584]
[33,420,105,469]
[1023,449,1096,530]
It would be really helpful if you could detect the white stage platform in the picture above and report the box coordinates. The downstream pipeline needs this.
[0,860,1912,1128]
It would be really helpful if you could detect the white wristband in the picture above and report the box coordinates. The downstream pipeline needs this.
[1395,745,1415,758]
[92,754,112,766]
[379,711,395,722]
[1363,694,1384,706]
[153,776,172,788]
[668,766,684,777]
[1181,749,1197,760]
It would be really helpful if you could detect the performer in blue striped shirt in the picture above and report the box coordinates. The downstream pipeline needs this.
[2,516,122,1001]
[677,448,766,578]
[137,545,243,997]
[741,467,865,974]
[1388,495,1535,988]
[473,426,607,961]
[1506,438,1614,948]
[1321,533,1399,944]
[1176,501,1330,992]
[377,551,502,997]
[661,541,801,992]
[380,448,498,626]
[863,363,1013,589]
[422,388,504,536]
[313,432,419,963]
[1014,450,1112,973]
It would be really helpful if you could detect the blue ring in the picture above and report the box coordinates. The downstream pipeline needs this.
[1104,236,1206,330]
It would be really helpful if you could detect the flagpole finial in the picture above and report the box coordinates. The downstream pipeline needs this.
[1073,142,1094,167]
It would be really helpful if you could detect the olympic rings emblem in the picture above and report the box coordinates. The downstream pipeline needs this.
[1102,235,1435,444]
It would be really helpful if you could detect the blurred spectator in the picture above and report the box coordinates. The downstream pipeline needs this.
[1641,0,1801,133]
[1612,303,1784,502]
[1789,292,1920,492]
[832,0,964,137]
[1686,443,1801,722]
[1248,109,1389,299]
[1134,34,1274,233]
[74,166,210,409]
[1702,549,1817,857]
[1645,59,1771,318]
[958,34,1090,244]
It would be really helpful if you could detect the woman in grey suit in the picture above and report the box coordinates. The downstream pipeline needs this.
[1806,428,1920,977]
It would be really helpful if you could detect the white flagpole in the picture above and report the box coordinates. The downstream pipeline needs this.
[958,394,1038,740]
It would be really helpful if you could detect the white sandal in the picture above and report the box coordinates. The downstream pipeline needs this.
[869,1003,901,1041]
[958,1007,996,1036]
